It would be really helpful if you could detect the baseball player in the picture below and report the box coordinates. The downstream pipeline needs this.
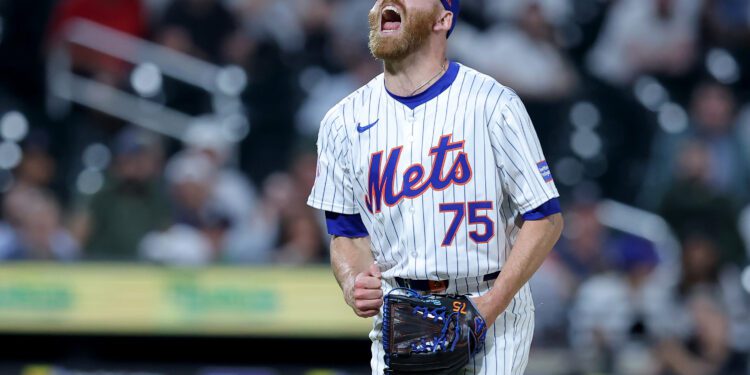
[307,0,564,373]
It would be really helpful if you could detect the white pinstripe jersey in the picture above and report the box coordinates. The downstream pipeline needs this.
[308,62,559,280]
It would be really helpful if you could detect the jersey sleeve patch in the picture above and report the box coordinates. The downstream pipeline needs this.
[537,160,553,183]
[325,211,369,238]
[521,198,561,221]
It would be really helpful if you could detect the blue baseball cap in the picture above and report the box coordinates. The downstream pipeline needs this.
[439,0,460,37]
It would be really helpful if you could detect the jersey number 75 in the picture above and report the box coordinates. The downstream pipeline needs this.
[439,201,495,246]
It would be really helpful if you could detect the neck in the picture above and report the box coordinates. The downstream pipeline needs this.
[383,42,447,97]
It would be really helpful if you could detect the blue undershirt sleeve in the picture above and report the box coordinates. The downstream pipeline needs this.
[325,211,369,238]
[521,198,562,221]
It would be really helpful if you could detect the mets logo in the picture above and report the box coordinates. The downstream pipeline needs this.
[365,134,472,214]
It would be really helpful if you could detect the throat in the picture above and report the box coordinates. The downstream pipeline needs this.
[384,61,458,110]
[385,59,449,97]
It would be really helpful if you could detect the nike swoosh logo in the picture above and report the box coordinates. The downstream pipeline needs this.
[356,119,379,133]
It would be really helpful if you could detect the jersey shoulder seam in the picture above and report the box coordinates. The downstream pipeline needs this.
[459,63,519,100]
[330,74,383,112]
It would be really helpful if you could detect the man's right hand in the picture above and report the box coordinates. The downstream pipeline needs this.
[347,263,383,318]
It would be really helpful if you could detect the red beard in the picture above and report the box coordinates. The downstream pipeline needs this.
[368,1,440,61]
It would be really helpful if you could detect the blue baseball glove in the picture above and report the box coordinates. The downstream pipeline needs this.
[382,288,488,374]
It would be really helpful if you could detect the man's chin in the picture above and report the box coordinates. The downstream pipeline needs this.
[369,37,410,61]
[370,48,409,61]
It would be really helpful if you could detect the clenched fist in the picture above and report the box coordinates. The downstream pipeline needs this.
[347,263,383,318]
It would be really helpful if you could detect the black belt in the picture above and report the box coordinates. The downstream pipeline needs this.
[394,271,500,293]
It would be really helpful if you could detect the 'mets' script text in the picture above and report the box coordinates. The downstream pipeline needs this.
[365,135,472,213]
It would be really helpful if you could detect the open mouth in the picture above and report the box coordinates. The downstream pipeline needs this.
[381,5,402,32]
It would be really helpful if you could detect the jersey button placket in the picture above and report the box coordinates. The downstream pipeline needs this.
[404,110,419,258]
[405,130,414,144]
[404,110,416,144]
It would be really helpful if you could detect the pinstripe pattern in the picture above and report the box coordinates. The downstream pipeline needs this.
[369,278,535,375]
[308,63,556,374]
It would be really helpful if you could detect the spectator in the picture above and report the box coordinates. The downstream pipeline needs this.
[449,1,578,100]
[153,150,275,264]
[8,130,58,198]
[137,151,212,265]
[653,234,749,375]
[529,250,577,345]
[568,236,662,374]
[158,150,227,263]
[183,123,262,227]
[0,130,73,260]
[587,0,702,86]
[657,290,741,375]
[81,127,170,260]
[262,151,326,264]
[658,139,746,266]
[552,196,613,285]
[640,81,750,209]
[0,187,79,261]
[275,210,326,265]
[183,124,278,264]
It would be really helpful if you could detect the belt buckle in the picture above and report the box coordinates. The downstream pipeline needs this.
[428,280,447,294]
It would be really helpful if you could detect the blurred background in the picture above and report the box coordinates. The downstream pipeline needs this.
[0,0,748,374]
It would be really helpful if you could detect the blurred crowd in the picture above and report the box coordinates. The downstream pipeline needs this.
[0,0,749,373]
